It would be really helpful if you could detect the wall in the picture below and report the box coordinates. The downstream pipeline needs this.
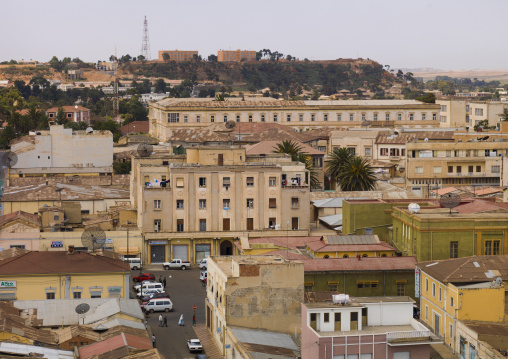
[364,301,413,326]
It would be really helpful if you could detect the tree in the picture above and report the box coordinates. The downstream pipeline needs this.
[325,147,354,181]
[113,160,131,174]
[416,93,436,104]
[207,54,217,62]
[56,107,66,124]
[296,153,320,189]
[336,156,376,191]
[500,109,508,122]
[137,55,146,62]
[162,53,170,61]
[396,69,404,78]
[272,140,303,160]
[154,79,167,93]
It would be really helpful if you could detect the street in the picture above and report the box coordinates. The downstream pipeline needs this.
[131,267,207,359]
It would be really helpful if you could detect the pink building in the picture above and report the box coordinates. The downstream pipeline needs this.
[301,294,439,359]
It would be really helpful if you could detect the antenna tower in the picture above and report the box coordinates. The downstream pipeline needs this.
[112,46,119,121]
[141,16,151,60]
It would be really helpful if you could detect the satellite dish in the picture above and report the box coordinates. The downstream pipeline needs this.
[137,143,153,157]
[75,303,90,315]
[361,121,371,127]
[439,193,461,214]
[81,227,106,251]
[225,121,236,129]
[75,105,78,109]
[86,127,93,133]
[408,203,420,214]
[8,152,18,167]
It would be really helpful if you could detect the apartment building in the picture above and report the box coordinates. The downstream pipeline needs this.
[206,255,304,358]
[149,99,440,141]
[405,138,508,196]
[436,100,508,128]
[157,50,198,62]
[302,295,436,359]
[130,147,310,264]
[217,49,256,62]
[417,256,508,349]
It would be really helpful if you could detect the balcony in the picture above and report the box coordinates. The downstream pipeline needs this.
[389,156,401,161]
[386,329,434,344]
[447,172,486,177]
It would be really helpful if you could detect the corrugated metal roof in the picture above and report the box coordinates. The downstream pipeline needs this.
[0,342,73,359]
[326,235,378,245]
[318,214,342,227]
[231,327,299,351]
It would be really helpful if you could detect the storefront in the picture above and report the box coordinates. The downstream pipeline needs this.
[149,240,167,263]
[195,243,211,261]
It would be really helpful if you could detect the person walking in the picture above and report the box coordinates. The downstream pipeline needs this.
[163,277,166,288]
[152,334,156,348]
[144,319,148,329]
[163,315,168,327]
[192,315,196,326]
[158,314,163,327]
[159,276,162,284]
[178,314,184,326]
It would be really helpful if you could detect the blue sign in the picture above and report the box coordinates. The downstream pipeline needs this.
[51,241,63,248]
[105,238,113,244]
[225,345,230,349]
[149,241,166,245]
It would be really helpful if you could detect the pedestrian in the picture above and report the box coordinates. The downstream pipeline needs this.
[159,275,162,284]
[144,319,148,329]
[163,315,168,327]
[152,334,156,348]
[158,314,163,327]
[178,314,184,326]
[163,277,166,288]
[193,315,196,326]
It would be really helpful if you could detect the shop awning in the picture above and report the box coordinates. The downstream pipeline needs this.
[118,246,140,255]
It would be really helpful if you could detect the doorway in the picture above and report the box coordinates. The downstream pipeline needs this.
[220,241,233,255]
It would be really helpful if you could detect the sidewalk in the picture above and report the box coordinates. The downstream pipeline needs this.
[193,324,224,359]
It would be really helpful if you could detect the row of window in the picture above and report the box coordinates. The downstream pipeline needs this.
[167,112,437,123]
[414,165,495,174]
[410,149,507,158]
[155,197,300,210]
[46,286,108,300]
[154,217,300,232]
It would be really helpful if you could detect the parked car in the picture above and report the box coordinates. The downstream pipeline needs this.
[144,298,173,313]
[133,279,156,291]
[163,259,191,270]
[199,258,208,270]
[137,282,163,294]
[140,291,170,303]
[200,270,207,282]
[124,258,142,270]
[187,339,203,352]
[195,355,208,359]
[137,288,163,298]
[133,273,155,283]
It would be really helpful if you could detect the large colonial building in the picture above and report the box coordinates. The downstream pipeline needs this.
[149,99,440,142]
[131,146,311,264]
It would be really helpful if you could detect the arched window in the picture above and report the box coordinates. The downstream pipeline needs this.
[343,254,349,258]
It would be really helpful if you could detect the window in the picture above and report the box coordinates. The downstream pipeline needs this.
[441,105,447,112]
[183,115,188,123]
[168,113,179,123]
[357,281,378,288]
[318,146,326,152]
[90,290,101,299]
[373,113,378,121]
[223,218,230,231]
[269,177,276,186]
[299,114,303,122]
[422,113,426,121]
[492,165,500,173]
[292,197,299,208]
[304,282,314,292]
[398,113,402,121]
[154,219,161,232]
[311,114,315,121]
[328,281,339,292]
[450,242,458,258]
[432,283,436,297]
[223,199,230,209]
[236,115,240,123]
[337,114,341,121]
[210,115,215,123]
[49,113,54,118]
[177,219,184,232]
[324,313,330,322]
[386,113,390,121]
[324,114,328,121]
[261,115,265,122]
[433,166,441,174]
[46,292,55,300]
[246,198,254,209]
[485,240,501,255]
[312,157,323,167]
[456,166,461,173]
[269,198,276,208]
[448,166,453,173]
[291,217,299,230]
[73,291,81,299]
[450,296,454,307]
[269,217,276,228]
[348,147,356,155]
[154,200,161,209]
[176,200,184,209]
[439,287,442,301]
[415,167,423,174]
[380,148,388,156]
[199,199,206,209]
[199,219,206,231]
[246,177,254,187]
[196,115,200,123]
[176,178,184,187]
[199,177,207,188]
[397,283,405,296]
[223,115,227,122]
[10,245,25,249]
[409,114,414,121]
[249,115,252,122]
[425,305,429,320]
[469,165,474,173]
[287,114,291,122]
[222,177,231,189]
[273,114,277,122]
[476,165,481,172]
[454,150,459,157]
[67,113,72,118]
[425,278,429,292]
[349,114,354,121]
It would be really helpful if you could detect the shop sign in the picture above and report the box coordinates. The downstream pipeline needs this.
[149,241,166,245]
[108,286,122,292]
[105,238,113,244]
[196,244,210,251]
[51,241,63,248]
[0,281,16,288]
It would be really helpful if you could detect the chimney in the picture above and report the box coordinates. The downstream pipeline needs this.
[68,245,74,254]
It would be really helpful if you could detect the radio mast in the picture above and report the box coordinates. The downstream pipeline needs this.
[141,16,151,60]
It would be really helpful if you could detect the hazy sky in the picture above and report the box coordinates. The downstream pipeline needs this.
[1,0,507,70]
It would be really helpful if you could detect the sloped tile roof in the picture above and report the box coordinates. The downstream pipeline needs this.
[246,140,324,156]
[78,333,151,359]
[303,256,417,272]
[0,211,40,228]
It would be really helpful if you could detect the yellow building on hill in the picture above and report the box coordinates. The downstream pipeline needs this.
[0,249,130,301]
[417,256,508,349]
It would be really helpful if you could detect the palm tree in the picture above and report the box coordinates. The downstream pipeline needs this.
[297,153,320,189]
[337,156,376,191]
[501,109,508,122]
[272,140,302,161]
[325,147,354,181]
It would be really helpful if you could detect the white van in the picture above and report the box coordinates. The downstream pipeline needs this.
[124,258,142,270]
[199,258,207,270]
[144,298,173,313]
[137,282,163,293]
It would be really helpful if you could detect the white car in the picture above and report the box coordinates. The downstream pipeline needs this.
[137,288,163,298]
[200,270,207,282]
[133,280,156,291]
[199,258,208,270]
[187,339,203,352]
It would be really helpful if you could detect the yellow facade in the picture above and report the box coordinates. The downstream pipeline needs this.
[0,332,32,344]
[420,270,505,347]
[2,272,129,301]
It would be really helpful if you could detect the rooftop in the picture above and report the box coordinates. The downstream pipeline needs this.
[245,140,324,156]
[46,105,89,113]
[230,326,300,359]
[0,211,40,228]
[78,333,152,359]
[302,256,417,272]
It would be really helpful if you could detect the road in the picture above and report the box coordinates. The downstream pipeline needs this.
[131,266,207,359]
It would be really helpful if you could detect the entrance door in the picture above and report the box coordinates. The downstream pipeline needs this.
[434,313,440,336]
[351,312,358,330]
[334,312,341,331]
[150,245,166,263]
[218,154,224,166]
[247,218,254,230]
[173,245,188,261]
[220,241,233,255]
[223,218,230,231]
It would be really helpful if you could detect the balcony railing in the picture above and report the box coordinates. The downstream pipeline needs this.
[446,172,486,177]
[387,329,431,342]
